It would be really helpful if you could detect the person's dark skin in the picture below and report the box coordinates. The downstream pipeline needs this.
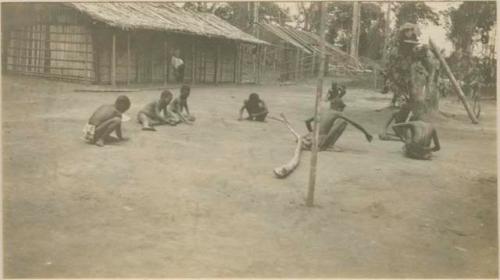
[326,83,347,101]
[392,120,440,160]
[170,86,194,124]
[305,109,373,151]
[88,96,130,147]
[379,103,415,141]
[238,93,269,122]
[138,92,175,131]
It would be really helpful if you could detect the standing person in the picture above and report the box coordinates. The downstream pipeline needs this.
[83,95,131,147]
[171,49,185,83]
[238,93,269,122]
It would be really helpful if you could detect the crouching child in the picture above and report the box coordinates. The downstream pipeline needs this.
[238,93,269,122]
[83,95,131,147]
[170,85,195,124]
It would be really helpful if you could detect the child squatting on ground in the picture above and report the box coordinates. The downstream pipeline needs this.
[238,93,269,122]
[138,90,179,131]
[169,85,195,124]
[83,95,131,147]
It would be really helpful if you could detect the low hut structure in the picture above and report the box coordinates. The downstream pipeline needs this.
[257,22,364,82]
[1,2,267,85]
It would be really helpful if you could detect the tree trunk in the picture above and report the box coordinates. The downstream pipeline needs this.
[350,2,361,58]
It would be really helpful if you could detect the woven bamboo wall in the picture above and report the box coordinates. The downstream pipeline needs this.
[4,4,95,82]
[240,43,258,84]
[3,3,255,85]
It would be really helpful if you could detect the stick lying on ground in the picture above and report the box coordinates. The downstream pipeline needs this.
[271,113,303,178]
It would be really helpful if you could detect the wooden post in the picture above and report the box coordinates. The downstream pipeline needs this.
[295,49,300,81]
[311,51,316,77]
[191,44,196,84]
[429,39,479,124]
[127,33,131,86]
[151,44,155,83]
[382,2,391,64]
[215,43,221,83]
[233,42,238,83]
[253,2,259,37]
[163,37,168,86]
[111,32,116,86]
[239,44,244,83]
[350,1,361,59]
[307,1,326,207]
[261,45,267,83]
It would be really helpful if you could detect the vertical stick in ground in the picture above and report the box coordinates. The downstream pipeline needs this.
[307,1,326,207]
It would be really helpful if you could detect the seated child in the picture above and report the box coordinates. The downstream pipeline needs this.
[83,95,131,147]
[238,93,269,122]
[137,90,179,131]
[169,85,195,124]
[303,101,372,151]
[392,120,440,160]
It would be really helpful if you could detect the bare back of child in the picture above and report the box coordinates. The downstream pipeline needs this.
[83,95,131,147]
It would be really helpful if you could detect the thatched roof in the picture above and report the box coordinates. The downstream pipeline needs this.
[66,2,267,45]
[259,22,364,71]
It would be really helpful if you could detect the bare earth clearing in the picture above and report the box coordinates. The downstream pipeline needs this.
[2,75,498,278]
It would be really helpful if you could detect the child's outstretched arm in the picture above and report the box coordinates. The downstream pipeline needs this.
[338,115,373,142]
[238,103,246,120]
[305,117,314,132]
[381,113,396,134]
[431,129,440,152]
[182,100,190,115]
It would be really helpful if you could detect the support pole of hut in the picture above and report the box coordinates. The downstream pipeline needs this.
[429,39,479,124]
[167,37,169,86]
[111,32,117,86]
[295,49,300,81]
[261,45,267,83]
[306,1,326,207]
[127,33,131,86]
[311,51,316,77]
[191,44,196,84]
[215,43,220,84]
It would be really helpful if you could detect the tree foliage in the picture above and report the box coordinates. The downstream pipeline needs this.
[393,2,439,28]
[299,2,385,60]
[183,2,289,31]
[442,2,496,83]
[443,2,496,54]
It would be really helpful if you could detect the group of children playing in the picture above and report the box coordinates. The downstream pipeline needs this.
[83,81,440,160]
[83,85,195,147]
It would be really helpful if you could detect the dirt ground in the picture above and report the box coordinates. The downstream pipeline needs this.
[2,75,498,278]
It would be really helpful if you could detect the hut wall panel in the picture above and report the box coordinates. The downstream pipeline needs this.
[99,44,111,84]
[115,34,137,83]
[219,44,235,83]
[4,4,95,81]
[240,43,257,83]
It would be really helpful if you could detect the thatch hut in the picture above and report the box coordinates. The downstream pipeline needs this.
[1,2,267,85]
[257,22,364,82]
